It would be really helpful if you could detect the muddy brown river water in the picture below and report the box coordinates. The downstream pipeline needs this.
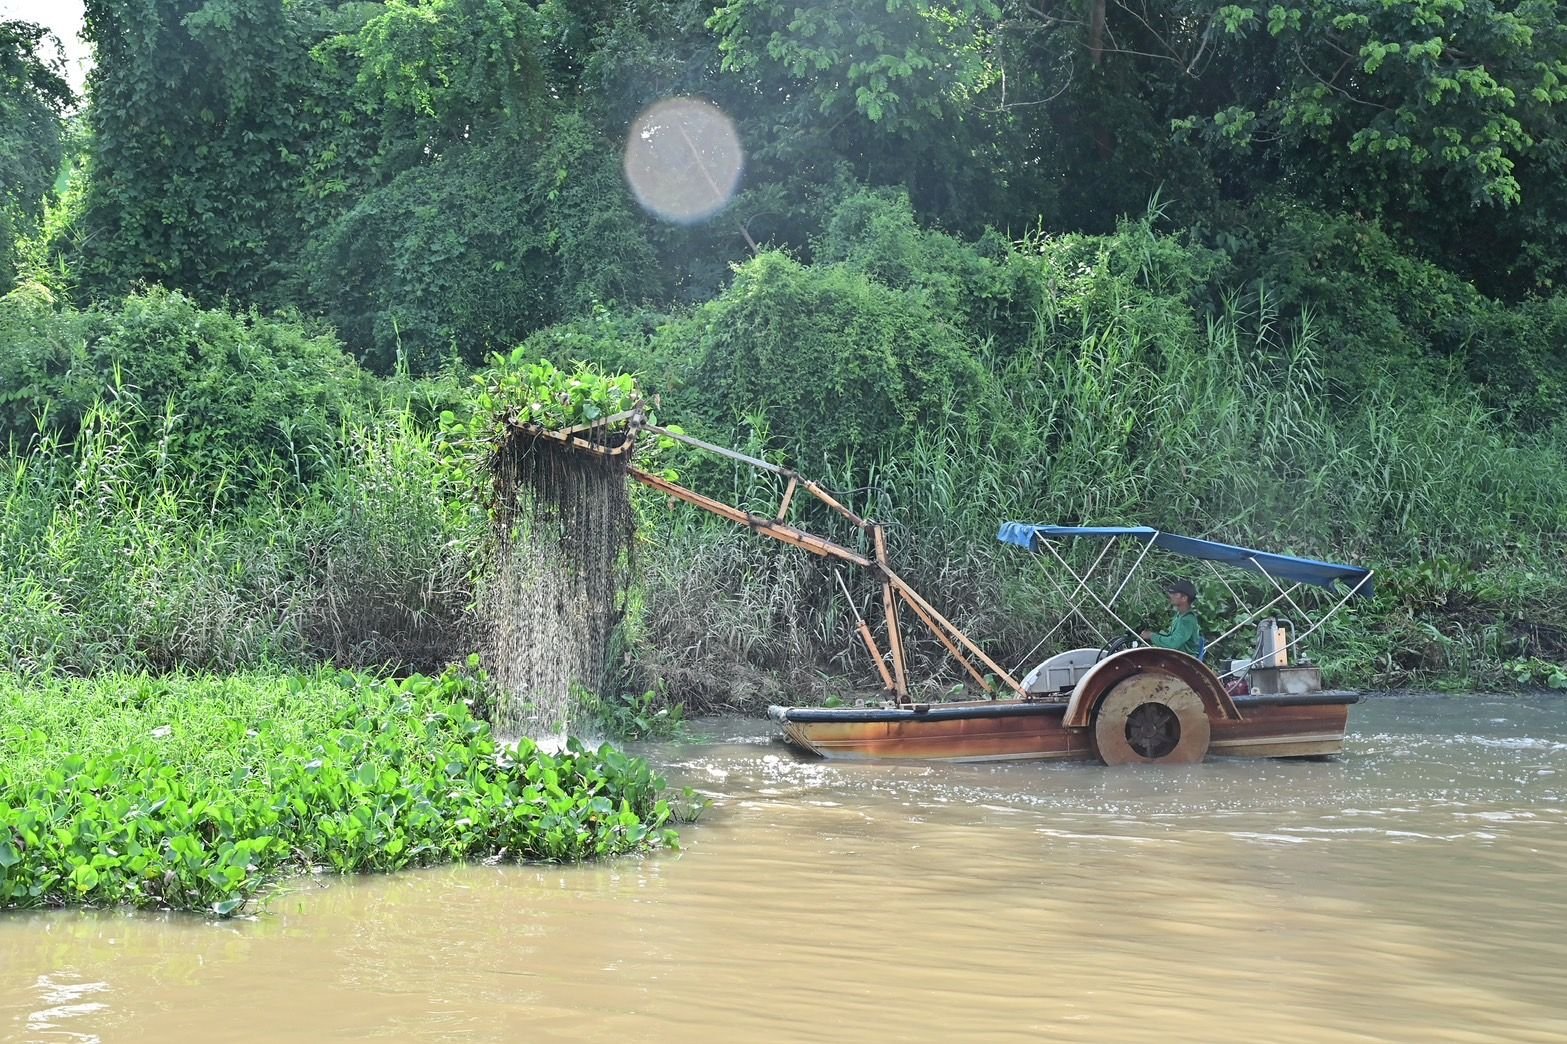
[2,693,1565,1043]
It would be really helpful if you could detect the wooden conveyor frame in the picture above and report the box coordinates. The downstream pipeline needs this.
[507,411,1026,703]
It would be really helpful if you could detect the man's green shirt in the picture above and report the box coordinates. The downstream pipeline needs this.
[1149,609,1202,657]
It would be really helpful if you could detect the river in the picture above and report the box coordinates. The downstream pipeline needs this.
[2,693,1564,1043]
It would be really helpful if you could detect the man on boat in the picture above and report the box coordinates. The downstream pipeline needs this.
[1141,580,1202,658]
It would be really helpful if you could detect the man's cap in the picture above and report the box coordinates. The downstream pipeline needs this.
[1165,579,1198,601]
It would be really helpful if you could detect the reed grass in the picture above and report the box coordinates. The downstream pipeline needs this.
[636,242,1567,697]
[0,398,478,677]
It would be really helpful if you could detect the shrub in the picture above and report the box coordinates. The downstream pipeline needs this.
[813,186,1013,327]
[0,285,373,496]
[672,250,995,470]
[515,307,673,386]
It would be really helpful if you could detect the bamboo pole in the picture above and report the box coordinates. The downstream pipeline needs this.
[614,418,1027,699]
[800,479,870,528]
[776,474,799,520]
[896,590,992,693]
[883,567,1026,696]
[874,526,910,701]
[629,468,873,567]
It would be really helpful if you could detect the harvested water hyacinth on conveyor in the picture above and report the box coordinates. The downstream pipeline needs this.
[440,355,656,737]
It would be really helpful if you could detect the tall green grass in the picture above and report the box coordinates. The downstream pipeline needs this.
[0,397,478,677]
[636,233,1567,699]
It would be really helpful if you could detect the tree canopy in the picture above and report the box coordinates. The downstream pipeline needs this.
[6,0,1567,358]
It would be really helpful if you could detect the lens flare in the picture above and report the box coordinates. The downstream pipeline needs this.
[623,97,743,225]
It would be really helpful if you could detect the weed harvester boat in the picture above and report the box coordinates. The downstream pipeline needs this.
[511,409,1374,766]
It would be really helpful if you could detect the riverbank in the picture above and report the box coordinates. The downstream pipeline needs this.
[0,668,679,916]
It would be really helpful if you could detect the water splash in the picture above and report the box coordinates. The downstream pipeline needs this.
[482,427,633,737]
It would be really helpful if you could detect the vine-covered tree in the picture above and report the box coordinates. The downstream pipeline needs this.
[57,0,1567,349]
[0,19,73,292]
[75,0,319,301]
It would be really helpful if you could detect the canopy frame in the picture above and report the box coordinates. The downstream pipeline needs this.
[998,523,1374,676]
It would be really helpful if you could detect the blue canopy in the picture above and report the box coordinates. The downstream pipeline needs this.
[996,522,1374,598]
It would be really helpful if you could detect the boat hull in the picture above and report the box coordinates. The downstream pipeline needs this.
[768,693,1357,763]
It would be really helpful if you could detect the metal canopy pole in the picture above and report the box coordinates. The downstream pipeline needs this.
[1008,612,1070,678]
[1247,554,1321,664]
[1041,540,1142,640]
[1206,585,1300,649]
[1106,533,1158,608]
[1207,570,1375,679]
[1034,556,1111,646]
[1069,537,1118,603]
[1009,539,1112,665]
[1201,557,1246,610]
[1248,555,1313,625]
[1276,572,1374,655]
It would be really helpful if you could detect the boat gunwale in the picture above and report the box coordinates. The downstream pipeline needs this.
[769,690,1360,724]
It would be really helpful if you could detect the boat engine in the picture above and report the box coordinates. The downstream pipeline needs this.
[1237,618,1323,695]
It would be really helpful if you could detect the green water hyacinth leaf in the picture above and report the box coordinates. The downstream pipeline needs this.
[71,864,99,892]
[432,354,672,524]
[0,667,682,917]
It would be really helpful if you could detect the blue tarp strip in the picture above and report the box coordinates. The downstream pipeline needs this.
[996,522,1374,598]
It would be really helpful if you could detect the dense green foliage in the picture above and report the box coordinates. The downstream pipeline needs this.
[434,351,653,524]
[305,116,661,370]
[0,285,372,492]
[0,20,72,294]
[74,0,315,300]
[577,685,687,740]
[39,0,1567,351]
[623,195,1567,703]
[0,668,678,914]
[472,353,643,435]
[0,0,1564,722]
[670,251,993,467]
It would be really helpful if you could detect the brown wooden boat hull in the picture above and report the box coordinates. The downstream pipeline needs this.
[768,693,1356,763]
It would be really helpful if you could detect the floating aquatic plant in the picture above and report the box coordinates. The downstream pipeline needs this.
[0,666,682,917]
